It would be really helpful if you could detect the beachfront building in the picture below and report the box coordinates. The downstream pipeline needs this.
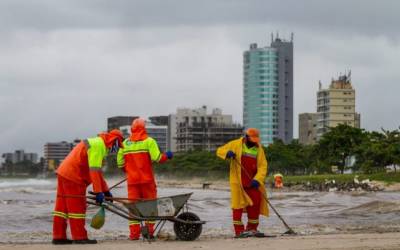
[243,33,294,145]
[316,72,361,140]
[149,116,169,126]
[43,141,73,170]
[107,116,138,131]
[298,113,318,145]
[168,106,243,152]
[1,150,38,164]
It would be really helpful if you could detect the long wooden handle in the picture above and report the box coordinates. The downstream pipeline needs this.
[233,158,296,234]
[59,194,154,203]
[109,178,127,190]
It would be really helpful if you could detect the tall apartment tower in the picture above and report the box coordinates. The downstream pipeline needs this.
[243,33,293,145]
[316,72,360,140]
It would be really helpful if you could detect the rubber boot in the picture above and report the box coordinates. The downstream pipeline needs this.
[73,239,97,244]
[52,239,72,245]
[129,224,141,240]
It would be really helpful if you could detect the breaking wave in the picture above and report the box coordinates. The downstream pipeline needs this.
[0,179,53,189]
[339,201,400,215]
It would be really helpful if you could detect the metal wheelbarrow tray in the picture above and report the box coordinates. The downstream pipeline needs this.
[87,192,205,241]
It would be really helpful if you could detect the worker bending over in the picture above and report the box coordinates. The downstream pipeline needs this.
[52,130,124,245]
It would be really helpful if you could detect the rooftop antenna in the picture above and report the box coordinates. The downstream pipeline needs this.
[318,80,322,90]
[291,32,294,42]
[276,31,279,39]
[348,70,352,82]
[271,32,274,43]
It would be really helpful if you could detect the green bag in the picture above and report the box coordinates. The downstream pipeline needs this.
[90,207,105,229]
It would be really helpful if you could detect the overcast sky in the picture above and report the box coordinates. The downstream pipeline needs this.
[1,0,399,156]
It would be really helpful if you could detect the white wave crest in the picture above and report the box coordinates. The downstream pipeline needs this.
[0,178,54,189]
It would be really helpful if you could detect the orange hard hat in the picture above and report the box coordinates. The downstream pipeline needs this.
[245,128,261,144]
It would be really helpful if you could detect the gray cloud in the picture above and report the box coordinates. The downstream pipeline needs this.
[1,0,400,37]
[0,1,399,155]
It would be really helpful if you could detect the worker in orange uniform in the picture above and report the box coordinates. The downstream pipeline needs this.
[273,173,283,188]
[117,118,173,240]
[216,128,269,238]
[52,130,124,245]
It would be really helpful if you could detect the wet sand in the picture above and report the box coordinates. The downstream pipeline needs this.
[1,233,400,250]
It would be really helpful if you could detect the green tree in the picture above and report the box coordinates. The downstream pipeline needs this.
[266,139,313,175]
[355,129,400,173]
[317,124,365,174]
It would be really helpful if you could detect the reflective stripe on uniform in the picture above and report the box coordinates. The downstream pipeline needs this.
[52,211,68,219]
[155,153,162,162]
[129,220,141,225]
[52,211,86,219]
[123,149,149,154]
[68,213,86,219]
[242,153,257,159]
[145,220,156,224]
[119,137,163,163]
[248,219,259,224]
[233,220,243,225]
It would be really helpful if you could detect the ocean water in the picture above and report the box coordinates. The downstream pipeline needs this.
[1,178,400,243]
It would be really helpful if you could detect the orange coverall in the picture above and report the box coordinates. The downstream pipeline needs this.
[52,130,123,241]
[117,119,169,240]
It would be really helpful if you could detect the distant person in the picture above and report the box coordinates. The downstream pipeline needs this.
[117,118,173,240]
[274,173,283,188]
[52,130,124,245]
[216,128,269,238]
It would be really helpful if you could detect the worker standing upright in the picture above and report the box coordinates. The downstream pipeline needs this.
[216,128,269,238]
[117,118,173,240]
[52,129,124,245]
[273,173,284,188]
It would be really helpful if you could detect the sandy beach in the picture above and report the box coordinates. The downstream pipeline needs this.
[3,178,400,248]
[0,233,399,250]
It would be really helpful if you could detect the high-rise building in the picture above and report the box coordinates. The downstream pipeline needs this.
[316,72,360,140]
[243,34,293,145]
[169,106,243,152]
[298,113,318,145]
[120,122,168,152]
[107,116,138,131]
[44,142,73,170]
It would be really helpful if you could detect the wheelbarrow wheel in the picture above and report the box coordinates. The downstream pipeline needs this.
[173,212,202,241]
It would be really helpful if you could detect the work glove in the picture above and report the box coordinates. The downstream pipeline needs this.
[226,151,236,159]
[104,190,113,203]
[250,179,260,189]
[95,192,105,204]
[166,151,173,159]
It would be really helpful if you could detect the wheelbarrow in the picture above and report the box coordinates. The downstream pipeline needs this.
[86,192,205,241]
